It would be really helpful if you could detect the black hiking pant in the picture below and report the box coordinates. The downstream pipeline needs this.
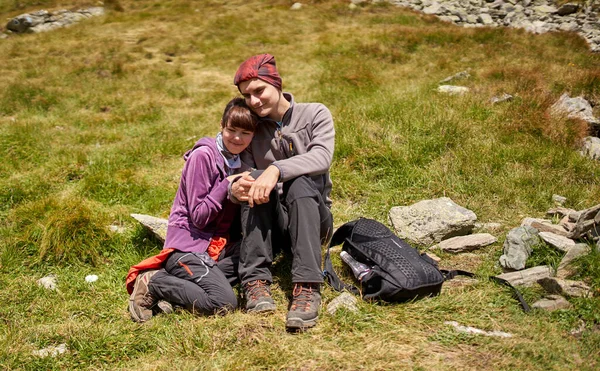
[238,173,333,285]
[148,243,240,315]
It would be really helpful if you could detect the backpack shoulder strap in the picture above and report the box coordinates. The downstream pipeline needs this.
[323,220,360,294]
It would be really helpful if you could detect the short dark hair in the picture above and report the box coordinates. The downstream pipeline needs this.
[221,97,258,132]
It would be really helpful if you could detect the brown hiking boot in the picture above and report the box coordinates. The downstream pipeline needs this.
[129,270,159,322]
[286,283,321,331]
[243,280,276,313]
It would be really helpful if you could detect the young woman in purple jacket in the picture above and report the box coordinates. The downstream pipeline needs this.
[128,97,257,322]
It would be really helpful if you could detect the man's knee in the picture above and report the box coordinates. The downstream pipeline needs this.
[284,176,320,203]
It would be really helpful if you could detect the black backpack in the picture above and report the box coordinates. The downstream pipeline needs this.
[323,218,530,311]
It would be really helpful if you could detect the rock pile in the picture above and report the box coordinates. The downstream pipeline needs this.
[4,7,104,34]
[388,196,598,311]
[388,0,600,52]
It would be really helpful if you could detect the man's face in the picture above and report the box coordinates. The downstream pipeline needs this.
[238,78,281,119]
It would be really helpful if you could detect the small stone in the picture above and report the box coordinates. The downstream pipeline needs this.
[530,221,570,237]
[538,232,576,252]
[290,3,302,10]
[534,5,557,14]
[474,222,503,231]
[327,292,359,315]
[85,274,99,283]
[432,233,497,253]
[348,3,357,10]
[556,243,591,279]
[437,85,469,95]
[37,275,58,291]
[444,321,512,338]
[546,207,577,219]
[496,265,553,287]
[440,70,470,84]
[424,252,441,263]
[552,194,567,206]
[538,277,592,298]
[532,295,573,311]
[521,217,551,227]
[490,93,513,104]
[478,13,494,25]
[32,343,67,358]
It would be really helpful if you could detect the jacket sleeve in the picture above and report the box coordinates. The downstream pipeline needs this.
[272,104,335,182]
[183,148,230,230]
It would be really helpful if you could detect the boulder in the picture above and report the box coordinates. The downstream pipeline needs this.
[389,197,477,245]
[550,93,599,125]
[431,233,497,253]
[496,265,553,286]
[532,295,573,311]
[499,226,540,270]
[538,277,592,298]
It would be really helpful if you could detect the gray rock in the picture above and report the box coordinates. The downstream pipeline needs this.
[552,194,567,206]
[551,93,599,125]
[490,93,513,104]
[327,292,359,315]
[389,197,477,245]
[6,7,104,34]
[130,213,168,242]
[423,3,444,15]
[521,217,551,227]
[37,274,58,290]
[534,5,557,14]
[538,231,576,252]
[32,343,68,358]
[557,3,579,16]
[440,70,471,84]
[559,21,579,32]
[546,207,577,219]
[496,265,553,286]
[432,233,497,253]
[532,295,573,311]
[556,243,591,279]
[479,13,495,25]
[538,277,592,297]
[499,226,540,270]
[437,85,470,95]
[529,221,570,237]
[581,136,600,161]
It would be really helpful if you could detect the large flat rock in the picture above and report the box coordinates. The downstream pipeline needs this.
[130,213,167,243]
[496,265,553,287]
[389,197,477,245]
[431,233,497,253]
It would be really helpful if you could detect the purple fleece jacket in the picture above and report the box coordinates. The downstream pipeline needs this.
[163,137,241,253]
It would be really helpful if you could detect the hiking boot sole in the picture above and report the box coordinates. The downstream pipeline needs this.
[285,316,318,330]
[247,302,277,313]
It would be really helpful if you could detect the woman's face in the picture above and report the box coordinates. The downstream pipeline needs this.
[221,123,254,154]
[238,78,282,119]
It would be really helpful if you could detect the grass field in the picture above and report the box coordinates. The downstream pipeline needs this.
[1,0,599,369]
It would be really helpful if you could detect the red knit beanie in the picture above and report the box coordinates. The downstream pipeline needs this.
[233,54,282,91]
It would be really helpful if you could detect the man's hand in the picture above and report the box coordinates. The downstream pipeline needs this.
[247,165,280,207]
[230,172,253,202]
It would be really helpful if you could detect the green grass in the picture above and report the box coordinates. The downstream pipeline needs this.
[1,0,600,369]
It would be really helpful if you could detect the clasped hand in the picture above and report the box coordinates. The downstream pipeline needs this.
[230,166,280,207]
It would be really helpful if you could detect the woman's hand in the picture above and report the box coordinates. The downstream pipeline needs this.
[247,165,280,207]
[230,172,254,202]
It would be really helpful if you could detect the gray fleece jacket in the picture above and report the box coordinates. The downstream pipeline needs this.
[240,93,335,205]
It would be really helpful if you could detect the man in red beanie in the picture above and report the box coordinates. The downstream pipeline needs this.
[230,54,334,331]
